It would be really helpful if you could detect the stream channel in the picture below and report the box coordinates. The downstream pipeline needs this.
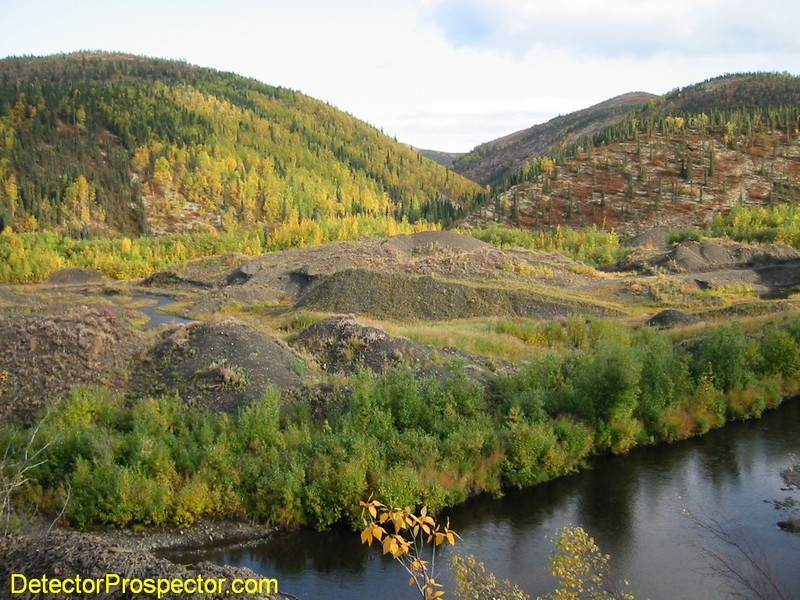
[162,399,800,599]
[133,294,193,329]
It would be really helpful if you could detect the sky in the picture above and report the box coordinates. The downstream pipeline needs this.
[1,0,799,152]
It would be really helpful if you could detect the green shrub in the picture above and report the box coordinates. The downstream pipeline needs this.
[635,327,691,439]
[687,376,727,434]
[236,388,281,452]
[667,227,704,244]
[572,334,641,426]
[463,224,628,266]
[552,417,594,468]
[440,416,497,482]
[374,465,424,509]
[69,457,127,529]
[759,328,800,377]
[495,353,569,421]
[173,474,218,527]
[693,324,755,391]
[503,411,560,487]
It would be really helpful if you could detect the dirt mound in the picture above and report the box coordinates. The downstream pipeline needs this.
[143,270,215,289]
[0,529,287,599]
[295,269,619,320]
[379,230,493,255]
[656,240,799,273]
[669,244,708,271]
[45,268,106,285]
[296,316,403,373]
[0,306,149,424]
[294,315,506,382]
[646,309,704,329]
[628,226,670,250]
[132,318,303,412]
[161,233,526,316]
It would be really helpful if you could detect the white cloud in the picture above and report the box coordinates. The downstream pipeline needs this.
[2,0,800,151]
[423,0,800,59]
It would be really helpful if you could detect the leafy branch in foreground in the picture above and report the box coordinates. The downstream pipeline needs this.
[452,526,636,600]
[451,554,531,600]
[544,526,635,600]
[359,499,460,599]
[359,497,635,600]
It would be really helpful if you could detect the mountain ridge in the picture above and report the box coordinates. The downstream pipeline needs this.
[450,91,657,186]
[448,72,800,192]
[0,51,485,237]
[458,72,800,237]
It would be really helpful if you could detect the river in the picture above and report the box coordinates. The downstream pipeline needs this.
[166,400,800,599]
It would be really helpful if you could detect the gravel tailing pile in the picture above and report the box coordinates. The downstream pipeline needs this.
[0,306,148,424]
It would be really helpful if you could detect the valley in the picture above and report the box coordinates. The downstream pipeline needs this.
[1,53,800,599]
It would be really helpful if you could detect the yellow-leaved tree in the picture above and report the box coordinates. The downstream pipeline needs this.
[360,498,636,600]
[359,499,460,600]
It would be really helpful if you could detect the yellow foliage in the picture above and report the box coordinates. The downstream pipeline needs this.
[359,499,459,599]
[545,526,635,600]
[665,116,685,131]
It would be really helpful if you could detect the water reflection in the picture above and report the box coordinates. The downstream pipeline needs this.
[575,455,637,545]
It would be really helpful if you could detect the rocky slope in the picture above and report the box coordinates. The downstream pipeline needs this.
[452,92,655,187]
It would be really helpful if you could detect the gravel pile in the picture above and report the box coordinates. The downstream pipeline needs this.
[0,306,148,424]
[0,529,291,599]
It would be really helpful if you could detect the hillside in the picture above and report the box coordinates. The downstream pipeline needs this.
[420,148,462,167]
[0,52,485,237]
[460,73,800,237]
[452,92,656,187]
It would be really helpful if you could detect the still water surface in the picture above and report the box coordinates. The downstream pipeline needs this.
[134,294,193,329]
[168,401,800,599]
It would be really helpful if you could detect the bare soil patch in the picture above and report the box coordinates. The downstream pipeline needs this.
[628,226,671,250]
[646,309,704,329]
[295,315,505,382]
[629,240,799,274]
[378,230,494,255]
[154,231,591,316]
[45,268,106,285]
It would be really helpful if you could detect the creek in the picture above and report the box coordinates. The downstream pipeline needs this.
[133,294,193,329]
[164,392,800,599]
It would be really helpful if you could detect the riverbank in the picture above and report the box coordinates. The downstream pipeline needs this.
[4,399,797,600]
[97,519,279,554]
[3,313,800,531]
[0,527,295,600]
[166,399,800,600]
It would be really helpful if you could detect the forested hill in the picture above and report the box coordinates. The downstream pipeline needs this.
[0,52,485,237]
[452,92,656,187]
[460,72,800,236]
[453,72,800,190]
